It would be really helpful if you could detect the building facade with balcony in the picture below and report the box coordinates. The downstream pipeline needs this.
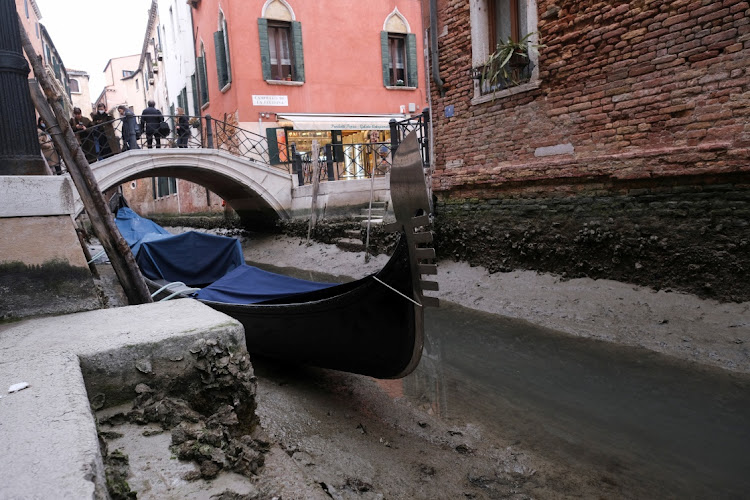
[424,0,750,301]
[189,0,427,176]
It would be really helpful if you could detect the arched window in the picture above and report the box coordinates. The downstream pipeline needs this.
[381,9,417,88]
[215,10,232,89]
[69,78,80,94]
[258,0,305,82]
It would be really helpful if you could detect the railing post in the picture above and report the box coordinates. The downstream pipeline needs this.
[205,114,214,149]
[291,144,304,186]
[389,119,399,154]
[325,144,335,181]
[421,107,431,167]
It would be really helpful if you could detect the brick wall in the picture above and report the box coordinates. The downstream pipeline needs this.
[428,0,750,300]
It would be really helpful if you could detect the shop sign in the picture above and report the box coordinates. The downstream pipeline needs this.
[252,95,288,106]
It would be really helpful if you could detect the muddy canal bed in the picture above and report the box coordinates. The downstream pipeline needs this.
[91,231,750,499]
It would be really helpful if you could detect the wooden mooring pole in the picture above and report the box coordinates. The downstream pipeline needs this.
[20,19,152,305]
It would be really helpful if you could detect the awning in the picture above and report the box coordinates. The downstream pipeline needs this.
[276,113,406,131]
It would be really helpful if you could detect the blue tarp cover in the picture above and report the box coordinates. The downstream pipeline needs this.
[115,207,335,302]
[115,207,171,246]
[135,231,244,287]
[196,264,336,304]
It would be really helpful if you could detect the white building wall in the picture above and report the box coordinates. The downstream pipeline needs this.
[158,0,197,117]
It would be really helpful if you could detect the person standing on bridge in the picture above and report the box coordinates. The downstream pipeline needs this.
[91,103,117,159]
[140,100,164,149]
[117,105,140,151]
[175,107,190,148]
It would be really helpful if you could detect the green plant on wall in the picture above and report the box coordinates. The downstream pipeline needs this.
[480,32,544,92]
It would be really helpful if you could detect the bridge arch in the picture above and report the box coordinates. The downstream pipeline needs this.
[88,149,293,229]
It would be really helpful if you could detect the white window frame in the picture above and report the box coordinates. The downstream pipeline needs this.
[470,0,540,105]
[69,78,81,94]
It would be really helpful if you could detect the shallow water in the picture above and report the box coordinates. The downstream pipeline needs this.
[247,261,750,498]
[413,303,750,498]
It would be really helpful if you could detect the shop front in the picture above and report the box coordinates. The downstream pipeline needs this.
[266,114,404,179]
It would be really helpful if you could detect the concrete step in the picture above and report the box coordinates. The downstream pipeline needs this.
[354,213,385,222]
[359,218,384,227]
[336,238,366,252]
[360,207,386,216]
[344,229,362,239]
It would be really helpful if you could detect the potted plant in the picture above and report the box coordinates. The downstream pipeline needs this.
[479,32,543,91]
[395,79,405,86]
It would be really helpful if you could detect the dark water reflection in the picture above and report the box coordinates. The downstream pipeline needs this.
[414,303,750,499]
[246,261,750,498]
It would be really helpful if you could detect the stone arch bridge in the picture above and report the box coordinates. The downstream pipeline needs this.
[78,149,390,229]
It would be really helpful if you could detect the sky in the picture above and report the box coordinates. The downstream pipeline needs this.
[33,0,154,100]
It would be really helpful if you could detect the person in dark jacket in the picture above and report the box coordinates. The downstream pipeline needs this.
[140,100,164,149]
[175,107,190,148]
[117,105,139,151]
[69,107,97,163]
[91,103,119,159]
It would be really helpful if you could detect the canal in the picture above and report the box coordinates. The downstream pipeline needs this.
[250,258,750,499]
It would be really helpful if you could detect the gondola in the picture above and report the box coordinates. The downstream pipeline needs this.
[119,133,438,379]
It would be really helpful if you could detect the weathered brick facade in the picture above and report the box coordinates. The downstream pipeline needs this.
[428,0,750,301]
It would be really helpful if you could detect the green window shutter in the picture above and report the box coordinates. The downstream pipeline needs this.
[380,31,390,86]
[214,30,228,88]
[406,33,418,88]
[152,178,157,199]
[291,22,305,82]
[197,56,208,106]
[224,28,232,84]
[201,56,209,103]
[266,127,281,164]
[258,19,271,81]
[191,73,199,115]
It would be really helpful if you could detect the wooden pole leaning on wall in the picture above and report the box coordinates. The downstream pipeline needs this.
[20,19,152,305]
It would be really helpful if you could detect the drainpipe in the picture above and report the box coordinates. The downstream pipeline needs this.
[429,0,445,97]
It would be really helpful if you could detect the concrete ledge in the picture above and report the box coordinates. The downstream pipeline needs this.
[0,175,76,217]
[0,299,245,499]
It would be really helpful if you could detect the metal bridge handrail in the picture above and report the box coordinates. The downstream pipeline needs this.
[63,113,276,171]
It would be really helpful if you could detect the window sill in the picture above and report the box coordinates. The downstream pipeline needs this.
[201,102,210,111]
[386,85,417,91]
[471,79,540,105]
[266,79,304,86]
[220,81,232,94]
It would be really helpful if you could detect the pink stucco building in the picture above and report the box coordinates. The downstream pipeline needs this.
[190,0,427,166]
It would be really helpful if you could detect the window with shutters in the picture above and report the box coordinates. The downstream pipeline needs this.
[197,42,209,108]
[258,0,304,83]
[214,10,232,90]
[381,9,417,89]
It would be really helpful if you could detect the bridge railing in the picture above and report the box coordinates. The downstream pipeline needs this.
[290,142,394,186]
[59,111,429,185]
[65,114,275,170]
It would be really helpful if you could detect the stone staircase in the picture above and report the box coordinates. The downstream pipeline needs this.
[335,201,388,252]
